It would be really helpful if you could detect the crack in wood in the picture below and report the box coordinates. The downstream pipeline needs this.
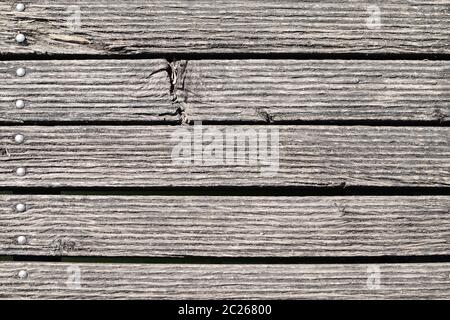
[170,60,189,124]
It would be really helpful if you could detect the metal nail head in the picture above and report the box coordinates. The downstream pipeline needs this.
[16,167,27,176]
[16,203,26,213]
[16,3,26,12]
[15,134,25,144]
[17,235,27,245]
[15,33,26,43]
[18,270,28,279]
[16,68,26,77]
[15,100,25,109]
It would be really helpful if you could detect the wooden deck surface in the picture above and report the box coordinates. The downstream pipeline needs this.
[0,0,449,300]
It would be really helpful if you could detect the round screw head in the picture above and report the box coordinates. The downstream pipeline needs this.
[16,67,26,77]
[16,3,26,12]
[15,99,25,109]
[14,134,25,144]
[15,33,26,43]
[16,167,27,176]
[18,270,28,279]
[17,235,27,245]
[16,203,26,213]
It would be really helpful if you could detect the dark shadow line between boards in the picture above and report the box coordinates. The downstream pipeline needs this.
[1,186,450,196]
[0,120,449,127]
[3,255,450,265]
[1,52,449,61]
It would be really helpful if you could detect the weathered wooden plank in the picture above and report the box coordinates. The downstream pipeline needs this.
[179,60,450,123]
[1,262,449,299]
[2,59,449,123]
[1,0,449,55]
[1,195,449,257]
[0,126,449,187]
[0,59,176,123]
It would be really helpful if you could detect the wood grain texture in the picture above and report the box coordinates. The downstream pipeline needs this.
[2,59,449,123]
[1,262,449,299]
[1,0,449,55]
[179,60,450,123]
[0,195,450,257]
[0,59,176,123]
[0,125,449,187]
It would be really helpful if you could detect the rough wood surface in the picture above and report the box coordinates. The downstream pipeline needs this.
[1,262,449,299]
[1,195,450,257]
[2,59,449,123]
[1,0,449,55]
[0,59,176,123]
[179,60,450,123]
[0,125,449,187]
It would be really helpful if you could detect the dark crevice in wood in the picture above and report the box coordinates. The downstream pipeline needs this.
[255,108,275,124]
[152,58,186,124]
[0,256,13,262]
[171,59,189,124]
[0,52,449,61]
[1,186,450,196]
[4,255,450,265]
[0,120,183,126]
[157,107,185,122]
[0,120,448,127]
[183,120,450,127]
[13,256,61,262]
[167,58,176,97]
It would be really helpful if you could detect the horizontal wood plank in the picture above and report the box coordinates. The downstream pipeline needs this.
[0,59,176,123]
[1,0,449,55]
[179,60,450,123]
[2,59,449,123]
[0,195,449,257]
[1,262,449,299]
[0,126,449,187]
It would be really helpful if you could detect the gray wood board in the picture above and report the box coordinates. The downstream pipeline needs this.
[1,0,449,54]
[177,60,450,123]
[1,195,450,257]
[1,58,448,123]
[0,59,176,123]
[1,262,449,299]
[0,125,449,187]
